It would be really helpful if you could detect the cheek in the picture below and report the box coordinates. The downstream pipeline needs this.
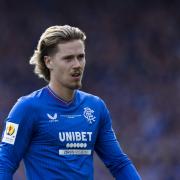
[81,61,86,69]
[53,66,65,77]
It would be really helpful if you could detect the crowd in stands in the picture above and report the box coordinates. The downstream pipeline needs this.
[0,0,180,179]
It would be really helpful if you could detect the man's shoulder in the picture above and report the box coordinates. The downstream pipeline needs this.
[7,87,46,118]
[16,87,46,107]
[77,90,103,103]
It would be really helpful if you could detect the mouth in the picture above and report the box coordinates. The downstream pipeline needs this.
[71,72,81,77]
[70,71,82,79]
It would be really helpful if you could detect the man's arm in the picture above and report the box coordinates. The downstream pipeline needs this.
[0,98,35,180]
[95,100,141,179]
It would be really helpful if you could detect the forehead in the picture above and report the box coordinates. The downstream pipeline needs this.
[56,40,85,55]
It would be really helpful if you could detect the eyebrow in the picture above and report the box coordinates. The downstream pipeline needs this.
[62,55,74,59]
[62,53,85,59]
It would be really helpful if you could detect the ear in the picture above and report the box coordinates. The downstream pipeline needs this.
[44,56,53,70]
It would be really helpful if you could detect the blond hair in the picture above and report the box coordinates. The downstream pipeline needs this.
[29,25,86,82]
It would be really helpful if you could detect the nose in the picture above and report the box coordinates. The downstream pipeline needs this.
[73,58,81,68]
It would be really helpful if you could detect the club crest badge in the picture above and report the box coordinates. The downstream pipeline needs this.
[83,107,96,124]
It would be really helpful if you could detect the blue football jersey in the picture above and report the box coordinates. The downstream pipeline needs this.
[0,86,141,180]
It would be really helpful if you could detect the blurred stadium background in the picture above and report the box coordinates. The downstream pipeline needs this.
[0,0,180,179]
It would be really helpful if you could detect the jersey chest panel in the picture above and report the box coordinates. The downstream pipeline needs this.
[32,105,100,154]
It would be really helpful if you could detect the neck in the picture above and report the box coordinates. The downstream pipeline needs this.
[48,82,75,102]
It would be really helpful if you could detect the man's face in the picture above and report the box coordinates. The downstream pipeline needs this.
[46,40,86,90]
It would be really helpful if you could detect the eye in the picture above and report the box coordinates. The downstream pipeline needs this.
[77,54,85,61]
